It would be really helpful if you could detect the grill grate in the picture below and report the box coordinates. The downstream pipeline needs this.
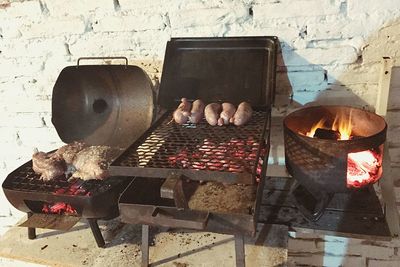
[3,161,123,197]
[111,110,269,183]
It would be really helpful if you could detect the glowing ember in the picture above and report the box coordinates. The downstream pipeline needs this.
[306,111,382,188]
[169,137,266,182]
[42,202,77,215]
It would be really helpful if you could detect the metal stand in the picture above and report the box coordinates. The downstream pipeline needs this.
[141,224,150,267]
[140,224,246,267]
[27,212,36,239]
[234,234,245,267]
[87,218,106,248]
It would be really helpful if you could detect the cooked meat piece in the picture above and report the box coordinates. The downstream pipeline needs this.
[71,146,111,181]
[188,99,205,123]
[32,151,66,181]
[173,98,192,124]
[231,102,253,126]
[218,102,236,126]
[54,141,87,164]
[204,103,222,126]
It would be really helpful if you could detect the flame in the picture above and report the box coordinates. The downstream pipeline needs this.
[332,110,353,140]
[306,118,326,137]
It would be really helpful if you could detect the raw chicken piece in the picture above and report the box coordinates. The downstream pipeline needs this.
[32,151,66,181]
[71,146,111,181]
[54,141,87,164]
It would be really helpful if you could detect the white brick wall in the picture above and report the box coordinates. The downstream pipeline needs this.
[1,0,400,265]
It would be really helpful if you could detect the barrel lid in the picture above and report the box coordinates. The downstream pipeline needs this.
[52,62,154,148]
[158,36,278,109]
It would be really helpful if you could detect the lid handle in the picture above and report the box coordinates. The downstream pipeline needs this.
[77,57,128,66]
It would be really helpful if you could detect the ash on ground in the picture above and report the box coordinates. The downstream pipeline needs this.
[188,182,256,214]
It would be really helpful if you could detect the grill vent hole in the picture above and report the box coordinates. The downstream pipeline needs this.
[93,99,108,113]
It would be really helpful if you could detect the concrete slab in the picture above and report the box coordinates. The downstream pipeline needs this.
[0,217,288,267]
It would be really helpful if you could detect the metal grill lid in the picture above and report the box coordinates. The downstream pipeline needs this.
[157,36,278,109]
[52,58,155,148]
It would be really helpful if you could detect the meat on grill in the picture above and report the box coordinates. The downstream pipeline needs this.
[218,102,236,126]
[71,146,111,180]
[54,141,87,164]
[32,151,66,181]
[204,103,222,126]
[173,98,192,124]
[188,99,205,123]
[231,102,253,126]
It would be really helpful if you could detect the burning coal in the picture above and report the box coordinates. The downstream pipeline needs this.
[169,137,266,182]
[42,202,77,215]
[305,111,382,188]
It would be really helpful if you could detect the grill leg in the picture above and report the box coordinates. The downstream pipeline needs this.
[87,219,105,248]
[141,224,150,267]
[234,234,245,267]
[27,212,36,239]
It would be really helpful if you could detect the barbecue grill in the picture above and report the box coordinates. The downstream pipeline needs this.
[2,57,155,247]
[110,37,278,267]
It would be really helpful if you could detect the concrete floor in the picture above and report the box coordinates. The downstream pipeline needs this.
[0,216,288,267]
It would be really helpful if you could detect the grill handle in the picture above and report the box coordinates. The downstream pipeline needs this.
[77,56,128,66]
[151,207,209,230]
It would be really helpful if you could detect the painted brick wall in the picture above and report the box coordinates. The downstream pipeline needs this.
[1,0,400,265]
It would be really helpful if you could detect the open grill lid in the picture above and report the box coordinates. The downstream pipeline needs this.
[157,37,278,110]
[52,57,155,148]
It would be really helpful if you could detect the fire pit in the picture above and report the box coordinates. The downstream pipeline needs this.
[2,57,154,247]
[284,105,387,220]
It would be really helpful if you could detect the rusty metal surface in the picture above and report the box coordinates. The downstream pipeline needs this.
[110,110,269,184]
[259,176,391,239]
[283,105,387,193]
[19,213,80,231]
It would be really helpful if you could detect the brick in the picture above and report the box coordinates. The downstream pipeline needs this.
[253,0,341,20]
[169,7,248,28]
[326,64,380,85]
[387,87,400,110]
[2,38,67,58]
[348,0,400,16]
[93,13,165,32]
[288,238,318,253]
[282,47,358,66]
[44,0,114,17]
[277,70,326,89]
[0,17,22,38]
[16,127,62,146]
[367,259,400,267]
[20,18,86,38]
[4,0,42,19]
[0,113,45,128]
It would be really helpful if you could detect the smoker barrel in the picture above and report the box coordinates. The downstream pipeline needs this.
[284,105,387,193]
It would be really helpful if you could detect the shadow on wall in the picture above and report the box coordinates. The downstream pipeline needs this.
[271,18,400,267]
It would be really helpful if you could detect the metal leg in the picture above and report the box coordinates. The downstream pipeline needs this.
[87,219,105,248]
[27,212,36,240]
[234,234,245,267]
[380,143,400,236]
[141,225,150,267]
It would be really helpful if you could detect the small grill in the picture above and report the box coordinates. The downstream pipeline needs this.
[109,36,278,267]
[2,57,155,247]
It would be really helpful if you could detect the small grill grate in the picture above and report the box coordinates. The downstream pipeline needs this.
[3,162,122,197]
[111,110,269,182]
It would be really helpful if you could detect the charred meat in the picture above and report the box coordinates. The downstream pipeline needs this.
[71,146,112,181]
[32,151,66,181]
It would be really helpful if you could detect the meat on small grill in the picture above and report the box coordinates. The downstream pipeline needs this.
[54,141,87,164]
[71,146,111,180]
[188,99,205,123]
[218,102,236,126]
[32,151,66,181]
[173,98,192,124]
[204,103,222,126]
[231,102,253,126]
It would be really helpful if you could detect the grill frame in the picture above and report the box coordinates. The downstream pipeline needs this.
[110,109,269,184]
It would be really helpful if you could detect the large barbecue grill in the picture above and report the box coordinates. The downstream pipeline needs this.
[110,36,278,267]
[2,57,155,247]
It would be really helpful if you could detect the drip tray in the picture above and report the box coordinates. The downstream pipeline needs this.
[19,214,80,231]
[118,177,260,236]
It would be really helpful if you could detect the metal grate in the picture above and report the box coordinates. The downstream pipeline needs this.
[3,161,123,197]
[111,111,269,183]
